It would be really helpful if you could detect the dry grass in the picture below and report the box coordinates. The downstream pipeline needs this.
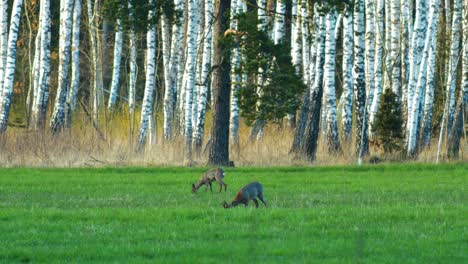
[0,110,466,167]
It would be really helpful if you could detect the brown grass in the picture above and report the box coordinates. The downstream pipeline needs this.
[0,110,466,167]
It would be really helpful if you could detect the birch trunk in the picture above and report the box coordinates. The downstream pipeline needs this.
[230,0,241,144]
[390,0,401,97]
[406,0,428,140]
[290,0,301,75]
[183,0,200,159]
[420,36,438,148]
[369,0,384,139]
[353,0,368,160]
[67,0,81,111]
[341,6,353,140]
[303,13,325,162]
[300,0,310,86]
[407,0,439,156]
[32,0,51,130]
[128,1,137,114]
[136,12,156,150]
[50,0,74,134]
[161,0,178,140]
[323,10,340,153]
[87,0,101,122]
[0,0,8,91]
[365,0,375,111]
[0,0,24,132]
[193,0,213,151]
[107,19,123,110]
[401,0,411,113]
[444,0,462,137]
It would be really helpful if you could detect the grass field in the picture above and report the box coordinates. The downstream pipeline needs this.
[0,164,466,263]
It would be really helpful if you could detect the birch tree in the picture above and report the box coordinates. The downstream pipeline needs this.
[107,19,123,110]
[128,1,137,114]
[87,0,102,122]
[50,0,74,134]
[0,0,24,132]
[290,0,301,76]
[303,12,325,162]
[406,0,428,139]
[407,0,439,156]
[390,0,401,97]
[341,6,353,140]
[0,0,8,91]
[447,0,467,158]
[364,0,375,112]
[444,0,462,137]
[323,9,340,153]
[137,6,157,149]
[353,0,368,161]
[230,0,241,145]
[32,0,51,130]
[67,0,81,111]
[183,0,199,159]
[194,0,213,152]
[369,0,384,138]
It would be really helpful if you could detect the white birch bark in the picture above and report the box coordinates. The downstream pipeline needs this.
[407,0,439,156]
[161,11,172,140]
[369,0,384,138]
[67,0,81,111]
[406,0,428,138]
[291,0,301,75]
[0,0,8,91]
[342,6,353,140]
[193,0,212,150]
[444,0,462,136]
[323,10,340,153]
[420,35,438,148]
[32,0,51,130]
[401,0,411,110]
[31,3,43,117]
[128,1,137,114]
[137,11,156,149]
[353,0,369,160]
[50,0,74,133]
[384,0,392,90]
[0,0,24,132]
[365,0,375,111]
[300,0,310,84]
[87,0,101,121]
[230,0,241,143]
[273,0,286,45]
[390,0,401,97]
[107,19,123,110]
[183,0,199,157]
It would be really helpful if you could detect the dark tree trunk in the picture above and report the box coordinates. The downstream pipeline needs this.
[290,87,310,154]
[447,91,465,159]
[303,83,323,162]
[208,0,231,166]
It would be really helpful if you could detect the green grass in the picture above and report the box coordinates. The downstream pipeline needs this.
[0,164,466,263]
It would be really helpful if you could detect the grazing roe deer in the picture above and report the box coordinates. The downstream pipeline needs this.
[192,168,227,193]
[223,182,267,208]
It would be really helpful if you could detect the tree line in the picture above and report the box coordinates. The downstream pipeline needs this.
[0,0,466,165]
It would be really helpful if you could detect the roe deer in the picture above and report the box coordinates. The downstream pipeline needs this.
[223,182,267,208]
[192,168,227,193]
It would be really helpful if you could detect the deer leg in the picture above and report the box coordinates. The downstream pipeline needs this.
[209,182,213,192]
[219,183,222,192]
[224,183,227,192]
[258,194,267,207]
[252,198,259,208]
[244,201,248,207]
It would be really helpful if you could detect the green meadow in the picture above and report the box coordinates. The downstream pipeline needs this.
[0,164,466,263]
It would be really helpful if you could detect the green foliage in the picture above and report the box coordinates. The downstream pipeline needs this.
[373,89,403,153]
[0,165,466,262]
[103,0,176,32]
[235,12,306,125]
